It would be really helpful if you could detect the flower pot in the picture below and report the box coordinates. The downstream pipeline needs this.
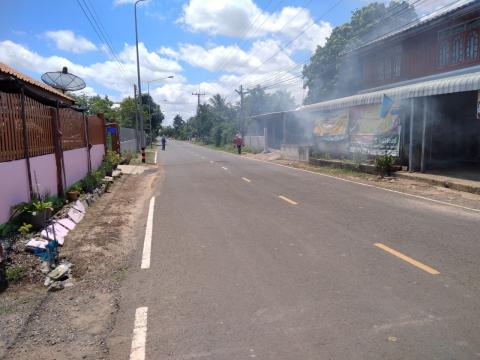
[106,169,113,177]
[67,190,80,202]
[26,208,53,229]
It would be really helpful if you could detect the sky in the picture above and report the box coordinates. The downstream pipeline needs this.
[0,0,463,125]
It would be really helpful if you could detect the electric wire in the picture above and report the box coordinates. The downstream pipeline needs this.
[75,0,128,76]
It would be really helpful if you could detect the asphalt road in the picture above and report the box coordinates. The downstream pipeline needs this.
[109,140,480,360]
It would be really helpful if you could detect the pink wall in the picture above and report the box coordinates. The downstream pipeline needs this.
[64,148,89,187]
[1,145,105,224]
[0,159,30,224]
[91,144,105,170]
[30,153,58,197]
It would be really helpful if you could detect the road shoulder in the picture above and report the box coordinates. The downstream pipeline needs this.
[0,166,162,360]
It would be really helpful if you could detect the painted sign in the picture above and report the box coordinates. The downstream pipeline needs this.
[313,109,349,142]
[349,104,401,156]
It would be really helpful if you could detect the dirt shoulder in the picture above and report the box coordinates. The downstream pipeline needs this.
[242,152,480,212]
[0,165,162,360]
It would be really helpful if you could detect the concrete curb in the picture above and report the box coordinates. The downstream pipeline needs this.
[394,172,480,195]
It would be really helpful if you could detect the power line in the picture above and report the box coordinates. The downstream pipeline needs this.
[244,0,437,91]
[233,0,345,90]
[244,0,423,89]
[75,0,128,76]
[211,0,277,74]
[246,0,468,98]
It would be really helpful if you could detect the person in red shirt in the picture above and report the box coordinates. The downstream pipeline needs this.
[233,133,243,154]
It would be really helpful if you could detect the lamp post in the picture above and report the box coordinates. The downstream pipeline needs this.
[146,76,174,148]
[134,0,146,149]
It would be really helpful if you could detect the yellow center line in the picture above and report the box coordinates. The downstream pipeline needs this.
[242,177,251,183]
[278,195,298,205]
[374,243,440,275]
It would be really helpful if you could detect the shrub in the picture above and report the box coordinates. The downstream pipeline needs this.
[0,222,19,239]
[6,265,26,283]
[17,223,32,237]
[105,150,121,167]
[375,153,394,177]
[80,174,98,193]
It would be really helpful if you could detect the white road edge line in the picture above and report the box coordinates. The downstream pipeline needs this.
[209,160,214,164]
[141,197,155,269]
[246,157,480,214]
[130,307,148,360]
[222,166,228,170]
[190,142,480,214]
[242,177,251,183]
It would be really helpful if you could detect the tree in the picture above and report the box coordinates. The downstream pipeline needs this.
[88,95,117,121]
[302,1,416,104]
[173,114,185,134]
[118,96,138,129]
[68,93,117,121]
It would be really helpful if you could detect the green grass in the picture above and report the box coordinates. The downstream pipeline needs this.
[284,162,372,179]
[201,143,259,155]
[6,265,26,283]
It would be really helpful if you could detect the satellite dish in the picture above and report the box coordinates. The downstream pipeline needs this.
[41,66,86,93]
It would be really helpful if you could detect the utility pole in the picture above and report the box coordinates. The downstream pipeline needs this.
[134,0,146,149]
[192,92,206,113]
[134,84,140,152]
[235,85,247,136]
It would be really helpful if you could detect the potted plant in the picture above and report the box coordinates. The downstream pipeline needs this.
[18,198,53,229]
[66,184,82,202]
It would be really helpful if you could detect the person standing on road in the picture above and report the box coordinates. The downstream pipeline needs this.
[161,135,166,151]
[233,133,243,154]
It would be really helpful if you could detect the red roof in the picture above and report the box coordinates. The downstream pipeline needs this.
[0,63,74,102]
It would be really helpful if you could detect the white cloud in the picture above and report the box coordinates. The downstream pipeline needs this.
[0,40,183,101]
[0,38,302,124]
[168,38,296,75]
[178,0,332,51]
[44,30,97,54]
[158,46,179,59]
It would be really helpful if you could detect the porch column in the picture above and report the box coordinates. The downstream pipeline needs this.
[420,97,428,173]
[408,98,415,172]
[264,119,268,153]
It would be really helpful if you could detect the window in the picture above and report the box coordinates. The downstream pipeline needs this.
[452,35,464,64]
[374,46,401,82]
[439,41,449,66]
[466,31,479,60]
[384,59,392,80]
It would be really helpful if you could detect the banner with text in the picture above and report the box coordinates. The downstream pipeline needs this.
[348,104,401,156]
[313,109,349,142]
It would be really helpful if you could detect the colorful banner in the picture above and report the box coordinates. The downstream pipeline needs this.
[313,109,349,142]
[477,91,480,120]
[348,104,401,156]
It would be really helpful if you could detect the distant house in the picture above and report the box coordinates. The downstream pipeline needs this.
[250,1,480,173]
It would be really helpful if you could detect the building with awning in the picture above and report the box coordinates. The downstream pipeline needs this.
[247,1,480,173]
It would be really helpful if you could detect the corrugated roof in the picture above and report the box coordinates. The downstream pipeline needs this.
[300,69,480,112]
[0,63,74,102]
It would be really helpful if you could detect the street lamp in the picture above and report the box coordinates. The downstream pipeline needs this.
[146,76,174,148]
[134,0,146,149]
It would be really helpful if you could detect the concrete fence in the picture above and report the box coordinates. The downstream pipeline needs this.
[244,136,265,151]
[120,127,139,153]
[0,91,106,224]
